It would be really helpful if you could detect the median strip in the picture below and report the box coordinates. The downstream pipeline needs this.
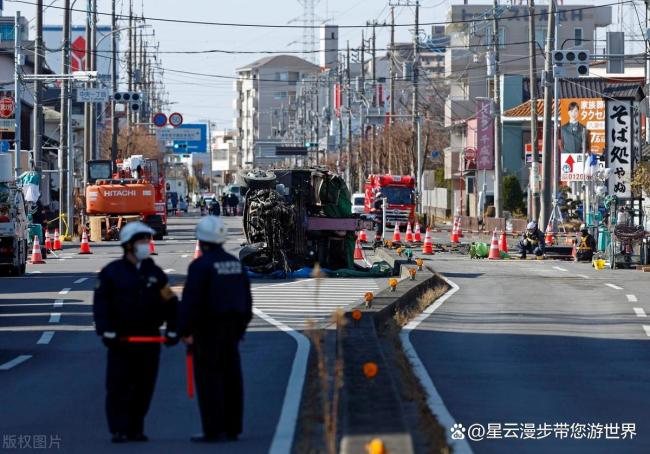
[0,355,32,370]
[37,331,55,344]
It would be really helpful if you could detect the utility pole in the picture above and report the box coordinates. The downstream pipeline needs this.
[528,0,539,222]
[14,11,22,178]
[32,0,43,172]
[338,55,343,180]
[126,0,133,154]
[492,0,503,218]
[111,0,118,164]
[90,0,97,159]
[346,41,352,189]
[359,31,365,191]
[411,0,419,179]
[552,1,560,207]
[540,0,556,228]
[59,0,71,236]
[83,0,91,183]
[388,6,395,174]
[370,20,377,176]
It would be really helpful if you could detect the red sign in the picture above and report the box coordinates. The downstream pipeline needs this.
[169,112,184,128]
[70,36,87,73]
[0,97,15,118]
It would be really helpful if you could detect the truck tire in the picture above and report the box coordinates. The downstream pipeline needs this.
[145,215,164,240]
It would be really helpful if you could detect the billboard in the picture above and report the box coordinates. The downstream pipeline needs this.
[43,26,115,80]
[559,98,605,156]
[475,98,494,170]
[172,124,208,153]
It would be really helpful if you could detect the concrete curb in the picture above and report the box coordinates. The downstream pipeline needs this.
[339,254,438,454]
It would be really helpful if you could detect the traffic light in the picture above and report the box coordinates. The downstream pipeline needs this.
[551,50,590,77]
[113,91,142,111]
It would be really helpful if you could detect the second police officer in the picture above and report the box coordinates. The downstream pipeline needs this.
[179,216,253,443]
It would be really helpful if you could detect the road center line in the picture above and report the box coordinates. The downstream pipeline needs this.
[73,278,88,284]
[633,307,647,318]
[552,266,568,272]
[0,355,32,370]
[643,326,650,337]
[253,308,310,454]
[605,283,623,290]
[577,274,590,279]
[53,299,64,308]
[627,294,638,303]
[59,288,71,295]
[181,254,189,258]
[49,313,61,323]
[37,331,55,344]
[164,269,175,274]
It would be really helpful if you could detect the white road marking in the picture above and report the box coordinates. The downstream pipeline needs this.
[627,294,638,303]
[552,266,568,272]
[49,313,61,323]
[59,288,71,295]
[0,355,32,370]
[73,278,88,284]
[400,276,472,454]
[164,268,175,274]
[28,270,42,274]
[181,254,189,258]
[577,274,590,279]
[37,331,55,344]
[643,326,650,337]
[633,307,647,318]
[605,283,623,290]
[53,299,64,308]
[254,308,309,454]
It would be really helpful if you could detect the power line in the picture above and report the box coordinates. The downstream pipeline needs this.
[6,0,632,29]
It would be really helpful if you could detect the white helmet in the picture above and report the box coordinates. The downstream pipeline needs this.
[196,216,226,244]
[119,221,154,245]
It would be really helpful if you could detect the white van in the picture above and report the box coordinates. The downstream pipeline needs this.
[351,192,365,215]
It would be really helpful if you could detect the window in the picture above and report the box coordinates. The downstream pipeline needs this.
[574,27,583,46]
[535,27,547,49]
[273,91,288,100]
[275,72,288,81]
[484,26,506,48]
[0,24,14,41]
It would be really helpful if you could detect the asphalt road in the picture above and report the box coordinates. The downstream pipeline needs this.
[0,213,389,453]
[408,255,650,454]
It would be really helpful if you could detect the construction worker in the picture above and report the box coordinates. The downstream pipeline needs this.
[372,192,384,241]
[575,224,597,262]
[519,221,545,259]
[93,222,179,443]
[179,216,253,443]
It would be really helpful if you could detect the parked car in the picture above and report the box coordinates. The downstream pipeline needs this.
[351,192,365,215]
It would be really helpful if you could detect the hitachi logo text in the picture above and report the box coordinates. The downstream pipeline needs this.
[104,190,137,197]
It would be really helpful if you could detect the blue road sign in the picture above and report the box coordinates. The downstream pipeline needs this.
[172,123,208,153]
[0,141,9,152]
[152,112,167,127]
[430,150,441,159]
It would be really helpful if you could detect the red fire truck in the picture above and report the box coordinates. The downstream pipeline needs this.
[364,174,416,228]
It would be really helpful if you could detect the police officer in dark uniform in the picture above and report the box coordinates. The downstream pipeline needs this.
[93,222,179,443]
[372,192,384,241]
[179,216,253,443]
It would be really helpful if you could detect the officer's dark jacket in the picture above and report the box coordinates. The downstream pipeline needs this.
[93,257,177,336]
[520,229,546,251]
[179,247,253,337]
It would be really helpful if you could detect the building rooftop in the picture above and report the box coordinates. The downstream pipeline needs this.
[236,54,319,72]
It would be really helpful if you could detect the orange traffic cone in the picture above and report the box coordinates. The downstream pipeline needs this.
[44,228,52,251]
[358,229,367,243]
[354,238,364,260]
[78,229,92,254]
[405,223,413,243]
[456,216,463,238]
[392,222,401,243]
[545,220,555,246]
[422,227,433,255]
[414,222,422,242]
[450,217,460,244]
[30,235,46,264]
[193,240,202,259]
[149,238,158,256]
[488,229,501,260]
[53,228,62,251]
[499,231,508,254]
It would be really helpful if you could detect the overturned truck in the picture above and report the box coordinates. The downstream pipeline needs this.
[240,168,374,274]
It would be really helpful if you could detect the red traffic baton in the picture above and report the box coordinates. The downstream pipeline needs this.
[121,336,166,343]
[186,346,195,399]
